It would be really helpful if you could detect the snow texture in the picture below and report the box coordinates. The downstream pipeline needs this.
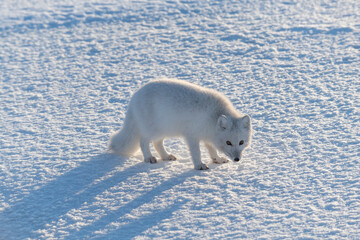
[1,0,359,239]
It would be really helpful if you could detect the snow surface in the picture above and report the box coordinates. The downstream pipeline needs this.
[1,0,359,239]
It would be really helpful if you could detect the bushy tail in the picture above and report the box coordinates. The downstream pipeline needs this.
[109,109,140,156]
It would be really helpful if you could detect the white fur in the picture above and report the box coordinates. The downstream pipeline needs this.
[109,78,252,170]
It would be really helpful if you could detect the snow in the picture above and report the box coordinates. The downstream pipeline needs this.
[1,0,359,239]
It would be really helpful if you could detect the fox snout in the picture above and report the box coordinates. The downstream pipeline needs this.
[232,151,243,162]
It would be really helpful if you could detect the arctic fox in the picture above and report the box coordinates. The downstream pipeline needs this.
[109,79,252,170]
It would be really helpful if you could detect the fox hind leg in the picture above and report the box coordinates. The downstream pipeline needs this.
[154,139,176,161]
[140,138,157,163]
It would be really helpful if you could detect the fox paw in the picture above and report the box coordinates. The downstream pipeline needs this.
[195,163,209,170]
[145,156,157,164]
[212,157,229,164]
[165,154,177,161]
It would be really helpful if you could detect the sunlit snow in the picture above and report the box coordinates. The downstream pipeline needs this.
[1,0,359,239]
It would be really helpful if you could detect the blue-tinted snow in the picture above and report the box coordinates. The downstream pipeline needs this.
[0,0,359,239]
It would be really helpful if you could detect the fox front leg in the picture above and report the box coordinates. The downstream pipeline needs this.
[205,143,229,164]
[186,137,209,170]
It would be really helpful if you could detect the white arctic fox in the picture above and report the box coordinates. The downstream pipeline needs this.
[109,79,252,170]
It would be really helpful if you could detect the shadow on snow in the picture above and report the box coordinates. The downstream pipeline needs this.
[0,153,193,239]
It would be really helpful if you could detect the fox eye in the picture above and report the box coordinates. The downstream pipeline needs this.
[226,141,232,146]
[239,140,244,145]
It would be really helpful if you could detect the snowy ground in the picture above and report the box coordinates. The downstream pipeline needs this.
[1,0,359,239]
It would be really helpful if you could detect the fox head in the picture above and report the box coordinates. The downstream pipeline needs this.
[214,114,252,162]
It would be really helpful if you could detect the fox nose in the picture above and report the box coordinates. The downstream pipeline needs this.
[234,157,239,162]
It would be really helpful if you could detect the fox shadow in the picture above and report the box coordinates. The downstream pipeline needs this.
[70,168,193,239]
[0,153,121,239]
[0,153,193,239]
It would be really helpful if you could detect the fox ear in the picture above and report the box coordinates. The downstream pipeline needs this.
[241,115,251,129]
[217,115,231,130]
